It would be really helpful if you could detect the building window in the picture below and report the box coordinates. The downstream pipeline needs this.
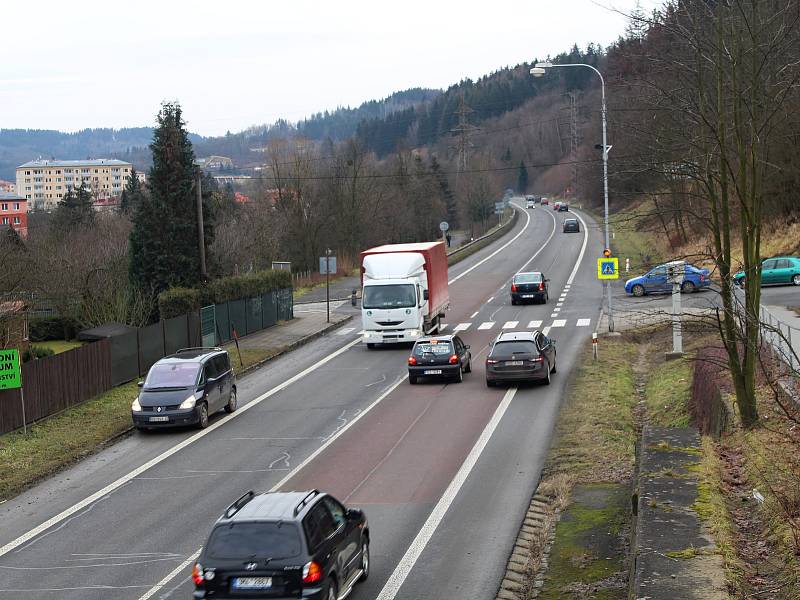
[13,217,20,225]
[2,218,8,225]
[25,194,31,199]
[1,204,7,211]
[25,171,31,175]
[13,203,19,210]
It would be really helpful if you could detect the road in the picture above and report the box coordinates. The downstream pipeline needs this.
[0,200,603,599]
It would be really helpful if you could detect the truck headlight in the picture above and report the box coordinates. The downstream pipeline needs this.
[131,398,142,412]
[179,395,198,409]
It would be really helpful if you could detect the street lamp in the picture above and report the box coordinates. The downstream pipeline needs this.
[531,61,614,332]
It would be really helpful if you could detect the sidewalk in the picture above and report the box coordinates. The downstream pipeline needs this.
[632,426,727,600]
[237,310,351,355]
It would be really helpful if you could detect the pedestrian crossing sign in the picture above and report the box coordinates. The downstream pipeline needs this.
[597,257,619,280]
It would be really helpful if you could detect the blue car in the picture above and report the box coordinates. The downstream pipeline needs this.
[625,263,710,297]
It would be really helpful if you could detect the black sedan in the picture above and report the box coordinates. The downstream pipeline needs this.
[510,271,549,304]
[563,218,580,233]
[408,335,471,384]
[486,331,556,387]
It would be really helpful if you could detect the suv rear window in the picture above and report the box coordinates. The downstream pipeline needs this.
[513,273,542,283]
[414,342,453,356]
[145,362,200,388]
[491,341,538,358]
[207,522,302,559]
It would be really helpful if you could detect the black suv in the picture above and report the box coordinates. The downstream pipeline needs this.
[486,331,556,387]
[131,347,236,430]
[193,490,369,600]
[407,334,471,384]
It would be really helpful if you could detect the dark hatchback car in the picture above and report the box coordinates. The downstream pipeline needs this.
[510,272,549,304]
[486,331,556,387]
[408,334,471,384]
[193,490,369,600]
[558,203,569,212]
[563,218,580,233]
[131,348,236,430]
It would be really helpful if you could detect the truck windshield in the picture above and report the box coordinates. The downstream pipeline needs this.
[363,284,417,309]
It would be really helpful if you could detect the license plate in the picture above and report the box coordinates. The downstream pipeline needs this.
[149,416,169,422]
[506,361,524,366]
[424,369,442,375]
[232,577,272,589]
[522,294,535,298]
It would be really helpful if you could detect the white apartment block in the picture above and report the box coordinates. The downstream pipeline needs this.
[16,159,133,211]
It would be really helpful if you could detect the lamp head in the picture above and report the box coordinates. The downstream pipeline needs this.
[530,67,546,78]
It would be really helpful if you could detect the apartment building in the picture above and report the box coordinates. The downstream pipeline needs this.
[0,192,28,238]
[15,159,132,211]
[0,180,15,193]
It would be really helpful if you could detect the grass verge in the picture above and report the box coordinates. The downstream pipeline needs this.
[0,382,137,501]
[644,355,691,428]
[32,340,83,354]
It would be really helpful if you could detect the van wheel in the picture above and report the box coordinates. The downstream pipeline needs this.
[224,388,237,413]
[197,403,209,429]
[551,355,557,373]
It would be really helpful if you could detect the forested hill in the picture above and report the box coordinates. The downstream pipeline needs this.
[0,128,204,180]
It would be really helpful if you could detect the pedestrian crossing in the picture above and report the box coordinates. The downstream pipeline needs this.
[333,318,594,337]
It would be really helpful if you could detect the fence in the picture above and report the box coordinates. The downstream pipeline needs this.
[0,288,292,434]
[759,304,800,372]
[0,339,112,435]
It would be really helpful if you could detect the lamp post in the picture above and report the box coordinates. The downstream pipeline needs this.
[531,62,614,332]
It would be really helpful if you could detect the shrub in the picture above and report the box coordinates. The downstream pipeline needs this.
[158,287,205,319]
[22,346,55,362]
[29,317,79,342]
[157,269,293,318]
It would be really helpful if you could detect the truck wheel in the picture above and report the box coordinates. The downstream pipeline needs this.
[367,343,376,349]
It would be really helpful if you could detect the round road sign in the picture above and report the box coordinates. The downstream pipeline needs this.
[439,221,450,232]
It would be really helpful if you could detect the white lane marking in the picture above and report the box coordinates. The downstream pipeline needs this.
[566,211,589,285]
[556,302,564,307]
[0,336,363,560]
[550,313,557,317]
[375,388,518,600]
[453,322,472,332]
[137,552,199,600]
[478,322,495,330]
[137,375,408,600]
[559,295,567,300]
[577,318,591,327]
[542,326,551,336]
[551,319,567,327]
[552,308,561,313]
[335,327,356,336]
[448,203,534,285]
[487,296,495,303]
[527,320,543,328]
[470,311,479,319]
[439,324,449,332]
[502,321,519,329]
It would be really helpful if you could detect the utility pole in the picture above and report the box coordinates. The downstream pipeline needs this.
[568,92,579,201]
[196,171,207,281]
[450,94,479,173]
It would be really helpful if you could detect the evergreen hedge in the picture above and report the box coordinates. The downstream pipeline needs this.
[30,317,79,342]
[158,269,292,319]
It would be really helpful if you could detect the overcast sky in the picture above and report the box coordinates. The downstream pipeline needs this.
[2,0,654,137]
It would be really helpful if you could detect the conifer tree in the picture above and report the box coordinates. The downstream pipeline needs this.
[120,167,144,215]
[517,160,529,193]
[129,102,213,294]
[53,182,94,230]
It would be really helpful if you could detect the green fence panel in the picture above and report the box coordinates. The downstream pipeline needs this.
[228,299,247,340]
[262,292,276,329]
[246,296,262,336]
[277,288,293,321]
[164,315,190,355]
[215,302,231,344]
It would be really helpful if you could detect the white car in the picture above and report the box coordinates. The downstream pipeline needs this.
[526,200,535,209]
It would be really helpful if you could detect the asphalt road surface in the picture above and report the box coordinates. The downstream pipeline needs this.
[0,200,604,600]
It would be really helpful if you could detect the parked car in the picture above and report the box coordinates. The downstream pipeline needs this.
[625,263,711,296]
[192,490,369,600]
[486,331,556,387]
[541,197,549,205]
[408,334,471,384]
[131,347,236,430]
[510,271,549,304]
[558,203,569,212]
[563,218,580,233]
[733,256,800,287]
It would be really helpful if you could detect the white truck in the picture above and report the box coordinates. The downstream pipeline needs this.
[360,242,450,348]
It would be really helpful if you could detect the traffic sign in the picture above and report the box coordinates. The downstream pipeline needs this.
[0,349,21,390]
[597,257,619,280]
[439,221,449,232]
[319,256,337,275]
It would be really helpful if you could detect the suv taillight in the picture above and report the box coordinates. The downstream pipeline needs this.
[303,561,323,584]
[192,562,204,586]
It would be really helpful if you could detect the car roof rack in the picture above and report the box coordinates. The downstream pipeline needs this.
[175,347,222,354]
[224,490,256,518]
[293,490,320,516]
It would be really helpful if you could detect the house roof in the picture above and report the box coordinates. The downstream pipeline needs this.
[18,159,131,169]
[77,322,137,341]
[0,192,24,201]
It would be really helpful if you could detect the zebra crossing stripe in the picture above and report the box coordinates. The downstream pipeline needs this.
[439,324,449,331]
[576,318,591,327]
[551,319,567,327]
[453,323,472,332]
[502,321,519,329]
[478,322,495,330]
[527,320,542,328]
[542,326,551,336]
